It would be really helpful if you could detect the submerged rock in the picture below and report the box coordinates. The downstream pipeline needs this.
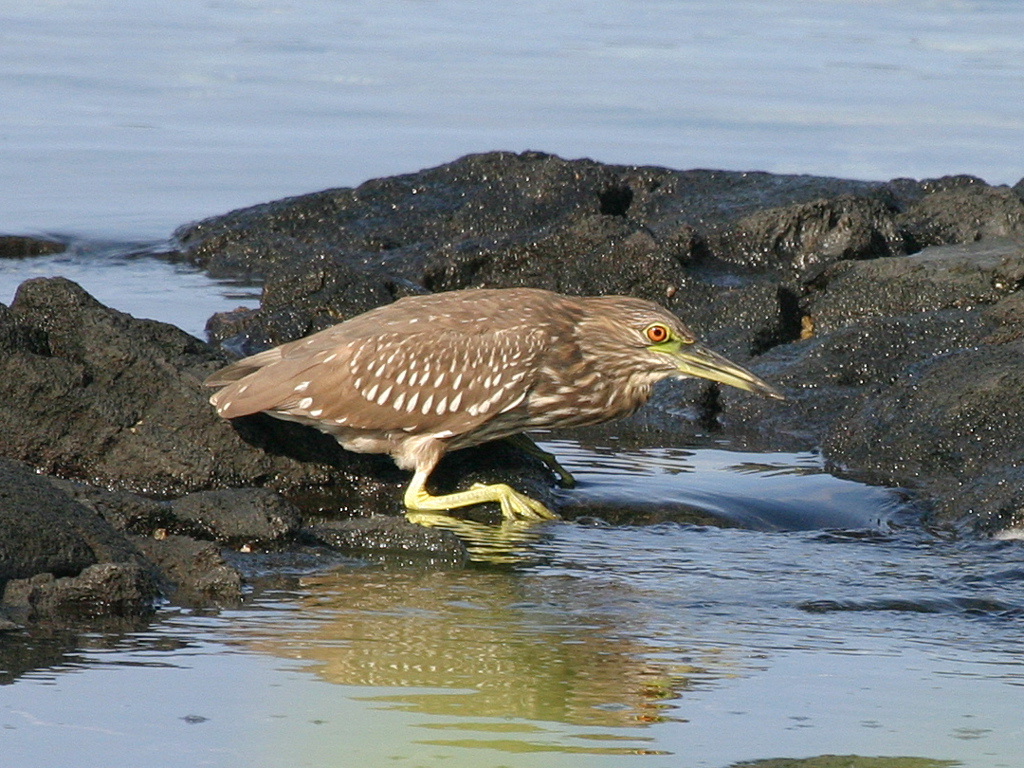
[304,517,468,562]
[2,563,158,623]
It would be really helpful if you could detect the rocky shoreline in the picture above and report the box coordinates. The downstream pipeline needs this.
[2,151,1023,625]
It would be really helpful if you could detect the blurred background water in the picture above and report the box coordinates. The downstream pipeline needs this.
[2,2,1024,767]
[1,0,1022,240]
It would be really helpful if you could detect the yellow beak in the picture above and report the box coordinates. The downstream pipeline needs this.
[670,342,785,400]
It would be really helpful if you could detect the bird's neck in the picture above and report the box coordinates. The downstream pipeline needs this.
[526,366,658,429]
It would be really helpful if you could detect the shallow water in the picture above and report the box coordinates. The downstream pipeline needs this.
[548,440,903,531]
[3,517,1024,768]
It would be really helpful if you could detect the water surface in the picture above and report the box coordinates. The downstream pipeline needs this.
[3,516,1023,768]
[2,0,1022,238]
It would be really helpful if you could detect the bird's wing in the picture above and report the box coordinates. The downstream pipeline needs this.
[203,347,285,387]
[203,318,371,388]
[208,323,554,437]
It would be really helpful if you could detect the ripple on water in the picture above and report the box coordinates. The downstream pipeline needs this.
[543,440,908,532]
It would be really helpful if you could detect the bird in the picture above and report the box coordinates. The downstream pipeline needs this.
[205,287,783,523]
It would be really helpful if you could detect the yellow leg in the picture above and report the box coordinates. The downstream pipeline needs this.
[403,468,558,522]
[505,433,576,489]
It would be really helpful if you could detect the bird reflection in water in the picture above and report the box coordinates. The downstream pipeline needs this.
[236,566,742,735]
[404,511,554,565]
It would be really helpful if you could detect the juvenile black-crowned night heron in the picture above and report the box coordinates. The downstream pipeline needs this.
[205,287,782,523]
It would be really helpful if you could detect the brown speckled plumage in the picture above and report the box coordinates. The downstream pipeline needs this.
[206,287,782,522]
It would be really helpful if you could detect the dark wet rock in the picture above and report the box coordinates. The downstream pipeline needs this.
[709,194,906,274]
[712,239,1024,531]
[0,301,49,356]
[823,339,1024,533]
[669,280,801,363]
[416,211,688,301]
[177,152,630,280]
[39,483,245,605]
[897,182,1024,249]
[203,306,259,350]
[222,252,413,351]
[57,481,302,550]
[718,307,996,451]
[2,563,158,622]
[0,235,65,259]
[804,238,1024,334]
[28,481,245,606]
[0,277,231,494]
[305,517,468,561]
[1,464,269,617]
[0,458,142,585]
[1013,175,1024,201]
[49,479,176,535]
[631,243,1023,457]
[0,276,409,501]
[168,488,301,548]
[132,535,243,605]
[182,152,906,351]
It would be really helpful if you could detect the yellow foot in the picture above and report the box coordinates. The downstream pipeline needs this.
[403,477,559,522]
[469,482,559,521]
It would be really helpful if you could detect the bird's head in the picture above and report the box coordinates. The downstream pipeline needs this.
[579,296,785,400]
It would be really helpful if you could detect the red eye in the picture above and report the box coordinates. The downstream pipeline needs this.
[645,324,670,343]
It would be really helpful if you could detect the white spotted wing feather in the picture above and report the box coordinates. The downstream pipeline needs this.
[207,307,553,443]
